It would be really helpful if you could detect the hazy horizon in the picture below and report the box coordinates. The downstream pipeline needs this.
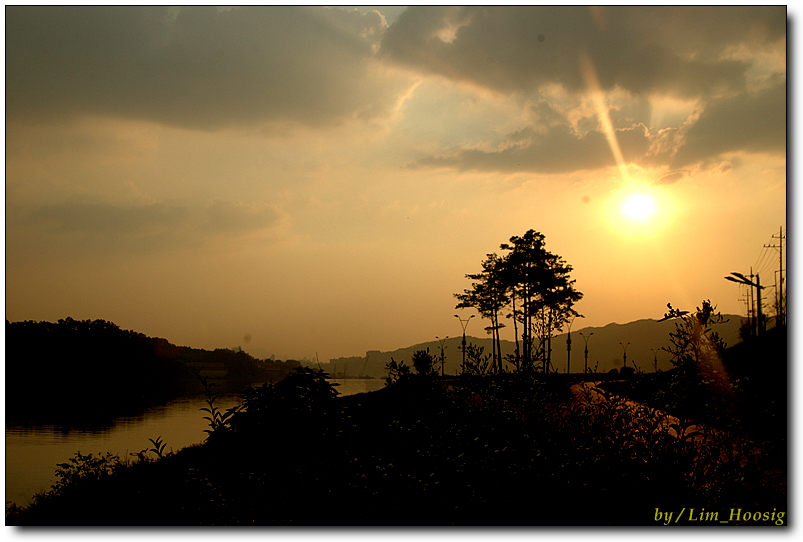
[5,6,787,361]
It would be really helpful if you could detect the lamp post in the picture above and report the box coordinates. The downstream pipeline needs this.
[455,314,474,374]
[565,315,579,374]
[619,342,630,370]
[436,336,448,377]
[579,332,593,374]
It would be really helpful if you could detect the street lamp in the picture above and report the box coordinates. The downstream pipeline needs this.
[436,336,449,377]
[455,314,474,374]
[565,315,582,374]
[579,332,593,374]
[619,342,630,370]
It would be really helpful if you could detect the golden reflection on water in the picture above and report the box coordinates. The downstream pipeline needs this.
[6,379,384,507]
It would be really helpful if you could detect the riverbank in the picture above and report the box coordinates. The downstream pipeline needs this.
[6,366,786,526]
[5,378,384,508]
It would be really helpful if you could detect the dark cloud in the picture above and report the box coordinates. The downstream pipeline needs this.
[6,6,397,129]
[672,81,786,167]
[13,200,192,256]
[384,6,784,172]
[380,6,783,98]
[6,5,785,173]
[203,199,281,236]
[653,171,687,186]
[28,201,190,236]
[16,198,282,256]
[413,123,651,174]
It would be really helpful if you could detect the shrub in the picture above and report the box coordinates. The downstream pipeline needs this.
[385,357,411,386]
[412,348,437,376]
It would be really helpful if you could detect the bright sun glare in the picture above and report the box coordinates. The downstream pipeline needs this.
[622,193,656,222]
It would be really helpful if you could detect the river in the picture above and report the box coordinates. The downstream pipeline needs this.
[5,378,384,507]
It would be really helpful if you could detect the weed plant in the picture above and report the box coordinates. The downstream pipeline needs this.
[6,367,785,526]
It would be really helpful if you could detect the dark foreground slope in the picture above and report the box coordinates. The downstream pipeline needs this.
[7,364,786,526]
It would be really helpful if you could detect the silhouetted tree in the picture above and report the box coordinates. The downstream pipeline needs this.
[536,252,583,372]
[455,253,508,373]
[499,230,546,369]
[385,358,411,386]
[411,348,437,377]
[499,230,583,372]
[455,230,582,373]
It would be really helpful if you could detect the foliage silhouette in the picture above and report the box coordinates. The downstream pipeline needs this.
[456,230,582,374]
[199,376,240,440]
[463,343,492,376]
[385,357,411,386]
[4,318,294,426]
[662,300,728,370]
[6,322,786,526]
[455,253,508,372]
[7,362,785,525]
[148,436,170,459]
[411,348,437,377]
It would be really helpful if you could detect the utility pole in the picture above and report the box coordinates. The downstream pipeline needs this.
[756,272,763,335]
[750,267,757,337]
[726,271,766,337]
[765,227,785,326]
[749,269,755,336]
[738,291,750,331]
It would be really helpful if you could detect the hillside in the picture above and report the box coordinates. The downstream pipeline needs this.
[4,318,297,425]
[324,315,745,378]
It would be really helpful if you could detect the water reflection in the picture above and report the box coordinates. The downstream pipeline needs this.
[5,379,385,507]
[326,378,384,397]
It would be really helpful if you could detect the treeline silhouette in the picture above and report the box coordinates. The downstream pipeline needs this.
[4,245,786,524]
[455,229,582,374]
[5,318,298,425]
[7,309,787,526]
[6,346,786,525]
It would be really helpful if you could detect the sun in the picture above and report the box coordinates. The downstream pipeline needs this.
[621,193,656,222]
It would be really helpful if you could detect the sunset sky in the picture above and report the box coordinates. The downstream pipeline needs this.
[5,5,787,361]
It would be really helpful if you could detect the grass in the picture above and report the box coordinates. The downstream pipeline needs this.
[6,366,786,526]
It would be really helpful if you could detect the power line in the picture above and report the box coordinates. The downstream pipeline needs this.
[753,245,774,276]
[764,226,786,326]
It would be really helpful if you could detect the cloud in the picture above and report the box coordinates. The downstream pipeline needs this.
[672,81,786,167]
[27,201,190,236]
[413,123,651,174]
[6,6,405,130]
[382,6,784,173]
[653,171,687,186]
[6,5,785,174]
[14,198,285,257]
[203,199,282,236]
[380,6,784,98]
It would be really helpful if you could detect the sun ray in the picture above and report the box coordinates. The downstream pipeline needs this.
[579,51,630,184]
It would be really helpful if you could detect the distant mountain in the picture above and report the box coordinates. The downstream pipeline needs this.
[323,315,746,378]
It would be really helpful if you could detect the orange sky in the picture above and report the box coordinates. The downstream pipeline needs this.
[4,6,787,361]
